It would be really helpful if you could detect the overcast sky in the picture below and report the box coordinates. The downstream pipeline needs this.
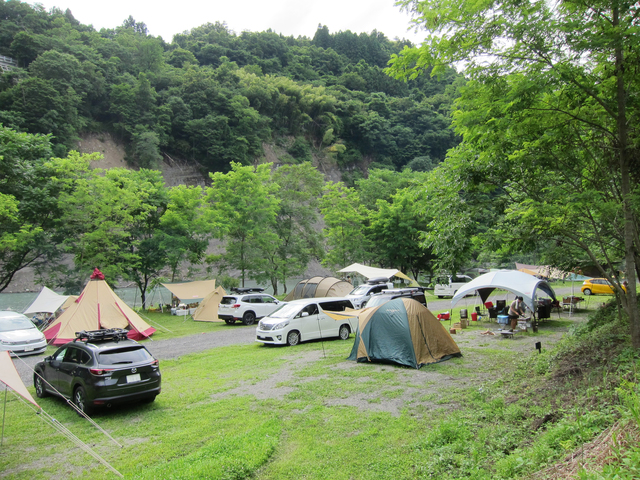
[30,0,425,44]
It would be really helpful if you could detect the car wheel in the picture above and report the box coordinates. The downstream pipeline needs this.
[73,386,92,416]
[141,395,157,404]
[286,330,300,346]
[583,288,592,296]
[339,324,350,340]
[242,311,256,325]
[34,374,48,398]
[224,319,236,325]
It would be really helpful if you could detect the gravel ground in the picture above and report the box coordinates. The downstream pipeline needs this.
[12,325,258,386]
[12,285,588,392]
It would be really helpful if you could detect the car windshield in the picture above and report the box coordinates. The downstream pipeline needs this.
[0,315,36,332]
[349,285,371,295]
[264,303,303,319]
[98,347,154,365]
[364,296,394,308]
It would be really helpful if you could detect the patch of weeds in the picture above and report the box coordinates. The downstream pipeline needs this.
[381,389,405,399]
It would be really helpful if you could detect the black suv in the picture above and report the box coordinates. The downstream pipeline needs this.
[363,288,428,309]
[34,329,161,415]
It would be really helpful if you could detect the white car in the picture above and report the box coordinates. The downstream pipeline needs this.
[218,290,282,325]
[0,311,47,356]
[346,278,393,308]
[256,297,356,346]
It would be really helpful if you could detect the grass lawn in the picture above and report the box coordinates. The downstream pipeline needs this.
[0,305,634,479]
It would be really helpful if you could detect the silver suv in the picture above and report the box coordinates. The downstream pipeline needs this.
[218,289,282,325]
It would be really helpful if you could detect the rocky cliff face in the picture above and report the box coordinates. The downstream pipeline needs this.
[6,134,337,293]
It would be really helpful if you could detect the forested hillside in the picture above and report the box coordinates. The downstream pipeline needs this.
[0,0,462,178]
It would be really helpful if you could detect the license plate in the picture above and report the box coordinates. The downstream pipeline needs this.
[126,374,141,383]
[24,346,34,351]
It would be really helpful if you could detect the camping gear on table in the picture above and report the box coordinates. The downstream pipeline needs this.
[348,298,461,369]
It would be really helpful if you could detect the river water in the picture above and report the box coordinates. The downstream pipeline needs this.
[0,279,304,313]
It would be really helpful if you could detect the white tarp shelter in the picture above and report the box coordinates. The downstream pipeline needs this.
[161,279,217,300]
[339,263,417,285]
[451,269,557,313]
[23,287,71,316]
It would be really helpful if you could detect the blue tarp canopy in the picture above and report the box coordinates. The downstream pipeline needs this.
[451,270,557,313]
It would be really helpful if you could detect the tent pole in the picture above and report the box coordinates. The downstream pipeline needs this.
[316,317,326,358]
[1,384,7,446]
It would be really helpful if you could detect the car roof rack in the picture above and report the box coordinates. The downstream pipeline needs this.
[74,328,129,343]
[231,287,265,293]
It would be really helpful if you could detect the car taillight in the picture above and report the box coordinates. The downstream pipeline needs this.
[152,359,159,367]
[231,304,241,309]
[90,368,114,375]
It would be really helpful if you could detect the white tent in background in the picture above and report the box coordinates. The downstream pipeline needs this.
[23,287,72,316]
[338,263,418,285]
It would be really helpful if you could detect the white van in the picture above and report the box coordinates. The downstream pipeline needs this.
[256,297,356,346]
[433,275,473,298]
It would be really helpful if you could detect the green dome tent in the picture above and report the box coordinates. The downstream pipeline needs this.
[348,298,461,369]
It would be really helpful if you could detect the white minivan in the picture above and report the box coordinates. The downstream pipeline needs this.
[256,297,356,346]
[433,275,473,298]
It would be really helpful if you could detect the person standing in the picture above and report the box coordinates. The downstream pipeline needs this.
[508,296,525,331]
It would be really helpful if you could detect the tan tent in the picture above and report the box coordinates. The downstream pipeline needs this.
[44,269,155,346]
[192,286,227,322]
[283,276,353,301]
[161,279,216,301]
[0,351,39,408]
[347,298,461,368]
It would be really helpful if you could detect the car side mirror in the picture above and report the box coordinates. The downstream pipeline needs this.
[301,312,309,317]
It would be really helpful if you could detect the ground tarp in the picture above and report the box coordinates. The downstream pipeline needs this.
[283,276,353,301]
[23,287,71,316]
[161,279,217,300]
[338,263,417,285]
[347,298,461,369]
[192,286,226,322]
[44,269,155,345]
[451,269,557,313]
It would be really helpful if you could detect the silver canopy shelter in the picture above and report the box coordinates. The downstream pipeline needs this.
[451,270,557,313]
[23,287,71,316]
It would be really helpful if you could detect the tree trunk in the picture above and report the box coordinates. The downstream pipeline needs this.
[614,12,640,347]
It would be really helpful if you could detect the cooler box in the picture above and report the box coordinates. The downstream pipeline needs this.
[471,311,478,322]
[497,315,509,325]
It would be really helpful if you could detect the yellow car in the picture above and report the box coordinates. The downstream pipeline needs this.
[581,278,627,295]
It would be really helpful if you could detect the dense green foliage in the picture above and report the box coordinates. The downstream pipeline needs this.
[0,0,462,173]
[388,0,640,346]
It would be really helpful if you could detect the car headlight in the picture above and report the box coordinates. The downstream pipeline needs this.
[272,320,290,330]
